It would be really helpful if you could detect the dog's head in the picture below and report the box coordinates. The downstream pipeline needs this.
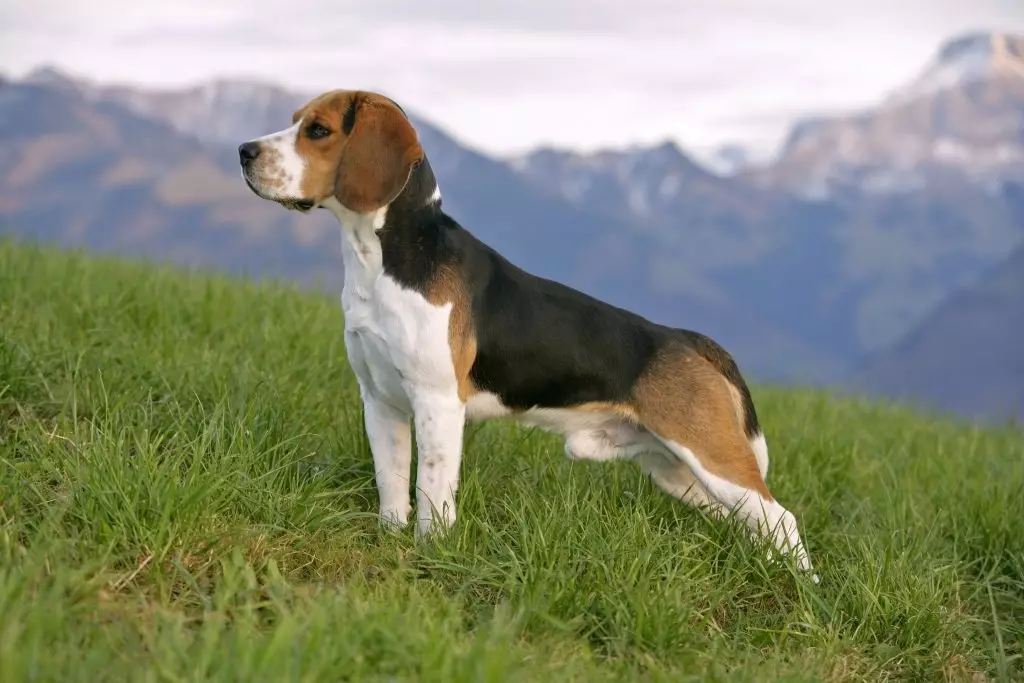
[238,90,423,214]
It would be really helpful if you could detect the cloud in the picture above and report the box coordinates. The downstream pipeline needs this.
[3,0,1023,157]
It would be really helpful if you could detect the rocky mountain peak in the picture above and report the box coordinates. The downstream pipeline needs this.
[890,31,1024,104]
[937,32,1024,67]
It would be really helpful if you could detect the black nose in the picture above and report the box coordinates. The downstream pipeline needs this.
[238,142,260,164]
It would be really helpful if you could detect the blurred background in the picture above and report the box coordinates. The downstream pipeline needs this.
[1,0,1022,423]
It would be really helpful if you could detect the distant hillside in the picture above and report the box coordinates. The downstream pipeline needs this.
[0,79,337,285]
[855,239,1024,422]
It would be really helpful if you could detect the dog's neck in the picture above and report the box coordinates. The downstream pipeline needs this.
[323,157,448,299]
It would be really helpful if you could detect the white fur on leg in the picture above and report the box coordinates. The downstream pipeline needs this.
[654,437,817,581]
[636,451,727,517]
[361,391,413,530]
[750,431,770,479]
[563,427,652,462]
[412,393,467,538]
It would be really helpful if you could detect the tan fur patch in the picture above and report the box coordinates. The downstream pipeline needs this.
[631,345,772,500]
[292,91,355,202]
[425,266,478,402]
[571,401,641,423]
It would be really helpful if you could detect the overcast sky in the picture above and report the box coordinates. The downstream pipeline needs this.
[2,0,1023,158]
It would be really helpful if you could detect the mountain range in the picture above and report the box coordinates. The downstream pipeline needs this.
[1,31,1022,420]
[742,32,1024,198]
[855,240,1024,422]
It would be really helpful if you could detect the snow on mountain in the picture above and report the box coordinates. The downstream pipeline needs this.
[703,143,761,177]
[887,32,1024,105]
[20,67,491,186]
[23,67,329,147]
[747,32,1024,199]
[124,79,305,144]
[511,141,720,217]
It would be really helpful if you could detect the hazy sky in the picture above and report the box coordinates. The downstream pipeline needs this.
[2,0,1023,158]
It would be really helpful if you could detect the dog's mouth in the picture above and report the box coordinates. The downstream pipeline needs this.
[242,173,316,213]
[282,198,316,213]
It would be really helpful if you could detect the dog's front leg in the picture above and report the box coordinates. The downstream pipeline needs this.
[411,392,466,539]
[361,391,413,530]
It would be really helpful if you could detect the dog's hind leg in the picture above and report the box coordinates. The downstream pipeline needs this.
[633,347,816,580]
[635,450,727,517]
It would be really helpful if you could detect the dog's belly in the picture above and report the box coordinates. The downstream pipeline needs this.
[464,392,515,421]
[465,391,658,461]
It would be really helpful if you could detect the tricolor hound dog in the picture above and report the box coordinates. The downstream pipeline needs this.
[238,89,817,580]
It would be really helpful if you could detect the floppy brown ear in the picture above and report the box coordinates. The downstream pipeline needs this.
[335,94,423,213]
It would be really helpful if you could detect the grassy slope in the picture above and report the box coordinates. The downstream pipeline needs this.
[0,238,1022,682]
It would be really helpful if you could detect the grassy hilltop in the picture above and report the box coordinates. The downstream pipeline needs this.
[1,238,1022,682]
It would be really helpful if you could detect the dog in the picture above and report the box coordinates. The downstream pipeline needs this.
[239,89,816,580]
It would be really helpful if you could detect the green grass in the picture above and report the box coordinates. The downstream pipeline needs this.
[1,238,1022,682]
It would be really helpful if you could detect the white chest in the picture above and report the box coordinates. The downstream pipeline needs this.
[332,204,459,413]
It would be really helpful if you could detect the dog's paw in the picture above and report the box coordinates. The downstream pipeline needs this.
[379,508,410,533]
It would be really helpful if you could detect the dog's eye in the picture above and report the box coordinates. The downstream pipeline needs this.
[306,123,330,140]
